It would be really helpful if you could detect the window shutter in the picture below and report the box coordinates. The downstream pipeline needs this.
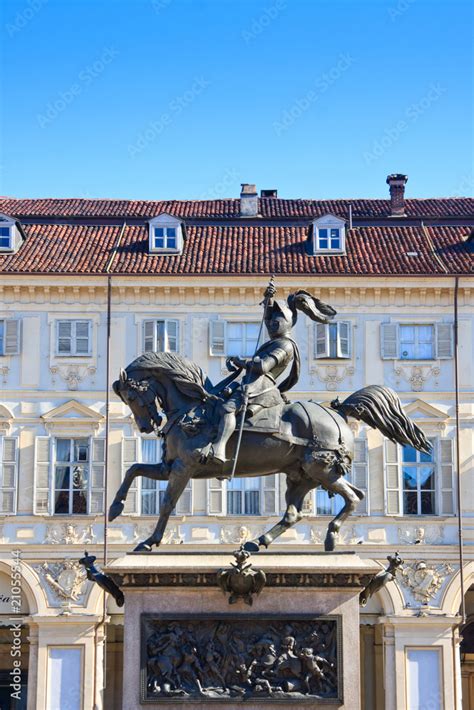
[435,324,454,359]
[380,323,398,359]
[34,436,52,515]
[384,439,401,515]
[166,320,179,353]
[439,438,454,515]
[262,474,279,515]
[315,324,330,358]
[143,320,155,353]
[337,322,351,359]
[57,320,72,355]
[75,321,91,355]
[122,437,139,514]
[4,320,20,355]
[210,320,227,356]
[176,480,192,515]
[0,437,18,514]
[207,478,225,515]
[90,437,105,514]
[352,438,368,514]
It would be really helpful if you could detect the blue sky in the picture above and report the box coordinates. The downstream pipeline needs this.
[1,0,472,201]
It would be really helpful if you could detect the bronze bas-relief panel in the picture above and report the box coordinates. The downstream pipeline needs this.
[141,614,341,704]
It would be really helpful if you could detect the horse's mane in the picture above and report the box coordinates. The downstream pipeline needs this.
[126,351,211,400]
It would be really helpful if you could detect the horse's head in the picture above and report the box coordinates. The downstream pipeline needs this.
[113,368,163,434]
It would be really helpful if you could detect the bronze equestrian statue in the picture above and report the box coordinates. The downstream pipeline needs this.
[109,282,430,553]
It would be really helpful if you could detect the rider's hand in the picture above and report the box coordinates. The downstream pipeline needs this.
[264,282,276,299]
[226,356,245,371]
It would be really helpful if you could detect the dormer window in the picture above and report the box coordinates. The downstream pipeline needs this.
[0,226,12,250]
[0,215,20,253]
[148,214,184,254]
[312,214,346,254]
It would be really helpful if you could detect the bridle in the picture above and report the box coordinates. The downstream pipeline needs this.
[126,378,164,435]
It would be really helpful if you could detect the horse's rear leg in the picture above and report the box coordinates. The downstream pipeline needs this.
[109,462,169,521]
[243,476,315,552]
[323,477,363,552]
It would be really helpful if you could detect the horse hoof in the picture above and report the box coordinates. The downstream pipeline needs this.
[133,541,153,552]
[243,540,260,553]
[324,532,337,552]
[108,501,124,522]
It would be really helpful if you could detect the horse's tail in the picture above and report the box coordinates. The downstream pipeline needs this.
[330,385,431,453]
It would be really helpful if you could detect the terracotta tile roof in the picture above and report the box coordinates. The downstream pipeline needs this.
[0,223,117,273]
[108,224,472,276]
[0,196,473,220]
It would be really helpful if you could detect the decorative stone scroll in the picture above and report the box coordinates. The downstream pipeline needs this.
[141,614,341,702]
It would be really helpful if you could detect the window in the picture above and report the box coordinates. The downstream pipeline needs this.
[34,436,105,515]
[148,214,184,253]
[56,320,91,356]
[406,649,441,710]
[315,322,351,359]
[381,323,453,360]
[143,319,179,353]
[121,437,192,515]
[0,226,12,250]
[153,226,177,251]
[384,438,454,516]
[317,227,341,251]
[0,319,20,356]
[210,321,260,357]
[227,477,261,515]
[312,214,346,254]
[207,475,279,516]
[0,437,18,514]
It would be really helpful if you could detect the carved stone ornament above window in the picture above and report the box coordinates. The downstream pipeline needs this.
[41,400,104,435]
[311,363,355,391]
[49,364,97,390]
[400,560,454,604]
[0,404,13,435]
[394,363,441,392]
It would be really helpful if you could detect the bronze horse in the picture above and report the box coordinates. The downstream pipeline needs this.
[109,352,430,552]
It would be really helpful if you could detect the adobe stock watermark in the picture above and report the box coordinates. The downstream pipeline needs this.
[197,168,240,200]
[5,0,48,37]
[273,53,355,136]
[363,83,446,164]
[388,0,416,22]
[9,550,23,702]
[241,0,287,43]
[127,77,211,158]
[151,0,172,13]
[36,46,119,128]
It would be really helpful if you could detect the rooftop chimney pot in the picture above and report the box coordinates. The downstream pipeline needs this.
[240,183,258,217]
[386,173,408,216]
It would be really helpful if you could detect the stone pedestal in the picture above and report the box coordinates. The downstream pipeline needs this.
[106,550,379,710]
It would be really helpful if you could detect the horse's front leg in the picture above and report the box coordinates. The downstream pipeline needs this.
[323,478,363,552]
[108,462,169,522]
[244,476,314,552]
[134,461,190,552]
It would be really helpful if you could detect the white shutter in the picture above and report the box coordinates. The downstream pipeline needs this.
[75,321,91,355]
[207,478,225,515]
[4,320,20,355]
[210,320,227,356]
[122,437,139,514]
[315,323,330,358]
[0,437,18,514]
[143,320,155,353]
[380,323,399,359]
[435,324,454,359]
[176,480,192,515]
[166,320,179,353]
[384,439,401,515]
[352,438,368,514]
[90,437,105,514]
[438,438,454,515]
[337,321,351,359]
[262,474,279,515]
[34,436,52,515]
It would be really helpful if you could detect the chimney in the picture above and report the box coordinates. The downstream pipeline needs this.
[260,189,278,198]
[386,173,408,216]
[240,183,258,217]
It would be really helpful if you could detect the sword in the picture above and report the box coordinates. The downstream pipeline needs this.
[228,276,275,481]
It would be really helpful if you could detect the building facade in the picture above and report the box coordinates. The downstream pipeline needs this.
[0,176,472,709]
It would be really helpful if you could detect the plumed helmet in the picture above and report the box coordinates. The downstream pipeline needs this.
[265,290,337,328]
